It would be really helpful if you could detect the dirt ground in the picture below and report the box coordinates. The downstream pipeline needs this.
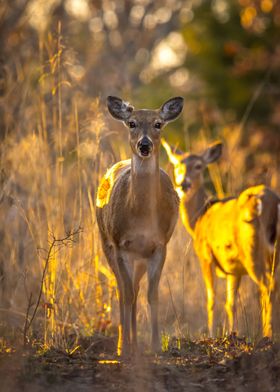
[1,335,280,392]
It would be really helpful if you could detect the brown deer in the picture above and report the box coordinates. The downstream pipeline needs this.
[96,96,183,355]
[162,139,280,337]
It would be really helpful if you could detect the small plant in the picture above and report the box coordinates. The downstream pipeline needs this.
[161,332,170,352]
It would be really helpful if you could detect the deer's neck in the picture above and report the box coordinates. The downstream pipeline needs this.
[130,153,160,212]
[180,185,208,236]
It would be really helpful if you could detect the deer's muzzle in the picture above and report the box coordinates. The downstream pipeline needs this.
[137,137,153,158]
[181,178,192,191]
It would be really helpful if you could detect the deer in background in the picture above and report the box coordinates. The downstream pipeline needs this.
[162,139,280,337]
[96,96,183,355]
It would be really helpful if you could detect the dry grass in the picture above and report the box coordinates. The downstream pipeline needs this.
[0,29,117,349]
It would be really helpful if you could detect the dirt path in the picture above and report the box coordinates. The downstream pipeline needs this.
[1,336,280,391]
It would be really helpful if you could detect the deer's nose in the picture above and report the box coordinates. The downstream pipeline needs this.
[137,137,153,157]
[181,178,192,191]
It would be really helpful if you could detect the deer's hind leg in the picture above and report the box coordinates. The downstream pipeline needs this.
[243,252,273,337]
[261,244,279,337]
[260,284,273,337]
[260,256,276,338]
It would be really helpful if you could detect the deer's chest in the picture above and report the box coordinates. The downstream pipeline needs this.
[108,172,176,257]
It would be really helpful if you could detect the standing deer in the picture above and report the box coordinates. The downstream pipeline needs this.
[96,96,183,355]
[162,139,280,337]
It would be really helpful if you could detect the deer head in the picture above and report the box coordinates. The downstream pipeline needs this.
[107,96,184,160]
[162,140,223,193]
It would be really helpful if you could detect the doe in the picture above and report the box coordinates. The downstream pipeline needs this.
[162,139,280,337]
[96,96,183,355]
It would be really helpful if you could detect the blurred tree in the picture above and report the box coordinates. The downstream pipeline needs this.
[0,0,31,139]
[181,0,280,144]
[0,0,279,157]
[17,0,182,98]
[0,0,184,140]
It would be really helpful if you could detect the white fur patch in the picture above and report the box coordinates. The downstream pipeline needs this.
[257,199,262,216]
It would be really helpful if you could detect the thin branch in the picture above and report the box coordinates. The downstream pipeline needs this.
[23,292,33,347]
[25,237,56,336]
[23,227,82,342]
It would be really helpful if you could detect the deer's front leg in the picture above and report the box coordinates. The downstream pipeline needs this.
[117,252,134,356]
[131,262,146,350]
[147,246,166,352]
[225,274,241,333]
[201,260,215,337]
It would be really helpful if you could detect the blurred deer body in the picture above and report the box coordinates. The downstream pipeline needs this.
[96,96,183,355]
[162,139,280,337]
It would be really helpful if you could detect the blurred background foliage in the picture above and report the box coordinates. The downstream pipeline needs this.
[0,0,279,170]
[0,0,279,347]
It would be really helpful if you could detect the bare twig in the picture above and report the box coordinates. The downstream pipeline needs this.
[23,227,82,344]
[24,237,56,341]
[23,292,33,347]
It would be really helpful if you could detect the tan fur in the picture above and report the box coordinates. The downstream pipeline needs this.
[163,139,280,337]
[96,97,183,355]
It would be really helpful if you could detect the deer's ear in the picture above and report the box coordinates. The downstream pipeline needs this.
[202,142,223,164]
[160,97,184,122]
[107,96,134,121]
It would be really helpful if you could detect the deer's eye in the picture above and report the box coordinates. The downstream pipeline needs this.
[128,121,136,128]
[154,122,162,129]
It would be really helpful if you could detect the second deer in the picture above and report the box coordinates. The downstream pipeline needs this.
[162,139,280,337]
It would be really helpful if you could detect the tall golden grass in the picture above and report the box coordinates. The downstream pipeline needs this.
[0,28,117,349]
